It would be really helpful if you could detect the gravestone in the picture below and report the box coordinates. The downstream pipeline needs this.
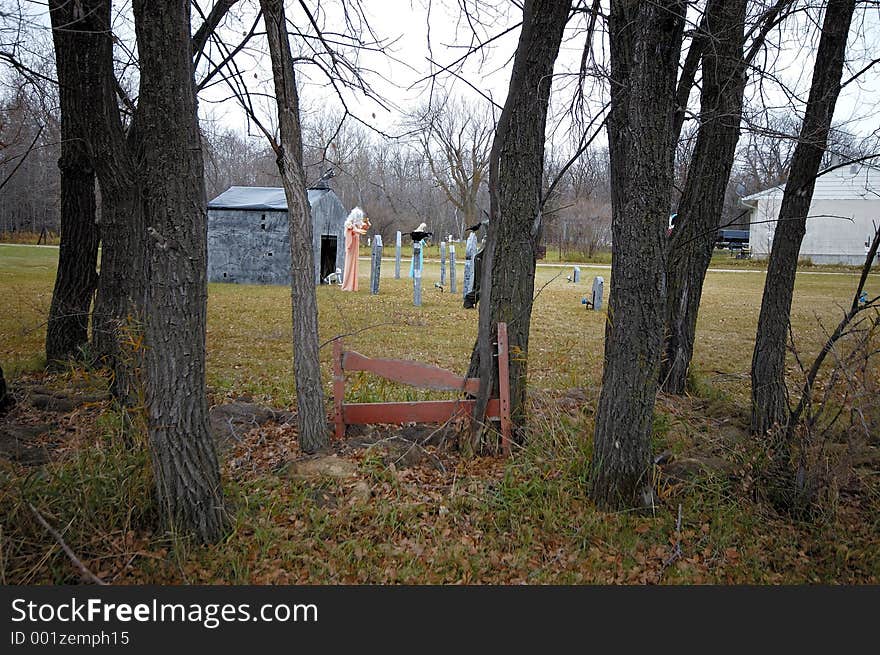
[370,235,383,295]
[395,231,402,279]
[572,266,580,283]
[449,244,457,294]
[413,241,422,307]
[591,276,604,311]
[440,242,447,286]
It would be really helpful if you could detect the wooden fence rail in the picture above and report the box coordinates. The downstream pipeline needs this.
[332,323,511,454]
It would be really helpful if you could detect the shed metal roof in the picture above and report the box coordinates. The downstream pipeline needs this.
[207,186,329,211]
[741,164,880,202]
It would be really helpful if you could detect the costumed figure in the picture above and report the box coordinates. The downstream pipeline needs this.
[463,218,488,309]
[408,222,430,277]
[341,207,370,291]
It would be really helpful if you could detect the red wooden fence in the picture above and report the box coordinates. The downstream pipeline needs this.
[332,322,512,454]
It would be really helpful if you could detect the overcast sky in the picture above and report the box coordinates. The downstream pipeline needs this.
[5,1,879,154]
[195,0,879,160]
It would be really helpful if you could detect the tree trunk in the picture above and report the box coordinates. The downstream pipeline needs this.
[750,0,855,436]
[0,365,12,414]
[466,0,570,452]
[91,187,146,401]
[261,0,328,453]
[45,1,102,365]
[45,144,98,364]
[134,0,227,542]
[661,0,747,394]
[48,0,145,400]
[591,0,685,510]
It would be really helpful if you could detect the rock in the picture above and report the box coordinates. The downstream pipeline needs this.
[309,488,338,509]
[661,455,736,482]
[29,393,77,413]
[0,423,55,465]
[284,454,359,480]
[350,481,372,503]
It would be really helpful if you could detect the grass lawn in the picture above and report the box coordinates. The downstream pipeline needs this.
[1,243,878,584]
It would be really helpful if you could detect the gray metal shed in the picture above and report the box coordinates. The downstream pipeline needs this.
[207,185,348,285]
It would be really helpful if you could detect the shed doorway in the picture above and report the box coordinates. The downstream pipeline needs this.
[320,235,338,283]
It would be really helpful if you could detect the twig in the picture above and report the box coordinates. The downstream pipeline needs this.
[661,503,683,572]
[28,502,107,585]
[318,321,401,350]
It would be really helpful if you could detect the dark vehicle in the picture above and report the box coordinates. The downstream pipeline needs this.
[715,229,749,250]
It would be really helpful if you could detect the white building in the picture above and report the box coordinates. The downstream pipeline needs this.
[742,164,880,265]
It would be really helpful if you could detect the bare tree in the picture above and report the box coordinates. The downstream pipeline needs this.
[751,0,856,436]
[45,0,100,365]
[661,0,748,394]
[260,0,327,452]
[778,224,880,509]
[414,97,492,236]
[134,0,228,542]
[47,0,147,401]
[0,69,60,237]
[590,0,685,510]
[467,0,570,451]
[42,0,237,542]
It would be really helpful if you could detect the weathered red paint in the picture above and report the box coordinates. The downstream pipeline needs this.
[331,323,511,452]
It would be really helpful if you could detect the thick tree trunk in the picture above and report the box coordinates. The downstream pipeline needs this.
[45,1,102,365]
[591,0,684,510]
[45,144,98,364]
[661,0,747,394]
[750,0,855,436]
[134,0,226,542]
[261,0,328,453]
[91,188,146,400]
[48,0,145,399]
[467,0,570,452]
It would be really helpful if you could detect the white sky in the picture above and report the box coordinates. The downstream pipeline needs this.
[195,0,880,159]
[5,1,879,154]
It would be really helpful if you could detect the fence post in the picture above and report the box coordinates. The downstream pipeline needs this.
[395,230,402,279]
[413,241,422,306]
[449,243,457,294]
[370,234,383,295]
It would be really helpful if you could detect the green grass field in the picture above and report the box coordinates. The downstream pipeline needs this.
[1,243,878,584]
[2,244,873,404]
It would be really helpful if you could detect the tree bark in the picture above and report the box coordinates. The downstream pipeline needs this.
[45,1,102,365]
[260,0,328,453]
[591,0,685,510]
[750,0,855,436]
[45,143,98,364]
[661,0,747,394]
[134,0,227,542]
[465,0,570,452]
[48,0,145,400]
